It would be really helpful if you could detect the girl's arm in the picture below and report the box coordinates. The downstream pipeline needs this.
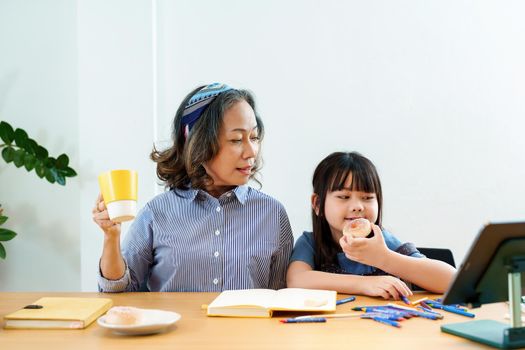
[375,252,456,293]
[287,260,412,300]
[340,225,456,293]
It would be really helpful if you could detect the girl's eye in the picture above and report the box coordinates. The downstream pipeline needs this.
[364,195,376,200]
[337,195,350,199]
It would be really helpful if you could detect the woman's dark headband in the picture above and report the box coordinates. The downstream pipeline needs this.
[181,83,233,139]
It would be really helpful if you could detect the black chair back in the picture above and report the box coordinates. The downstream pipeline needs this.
[412,247,455,291]
[417,247,455,268]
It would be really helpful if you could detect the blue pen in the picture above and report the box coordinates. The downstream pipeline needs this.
[352,305,393,311]
[400,296,411,305]
[370,316,401,328]
[416,306,442,315]
[354,306,411,318]
[386,305,442,320]
[441,305,475,318]
[280,317,327,323]
[367,307,411,319]
[419,301,433,311]
[362,314,402,322]
[336,296,356,305]
[427,302,475,317]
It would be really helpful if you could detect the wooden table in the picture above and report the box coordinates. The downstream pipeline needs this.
[0,292,510,349]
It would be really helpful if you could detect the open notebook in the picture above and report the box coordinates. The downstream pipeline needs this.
[207,288,337,318]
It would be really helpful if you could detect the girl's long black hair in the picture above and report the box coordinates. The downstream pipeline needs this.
[311,152,383,269]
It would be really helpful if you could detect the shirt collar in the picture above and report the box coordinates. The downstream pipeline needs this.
[173,187,199,201]
[174,185,248,205]
[231,185,248,205]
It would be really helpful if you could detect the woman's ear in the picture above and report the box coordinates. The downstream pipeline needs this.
[311,194,320,216]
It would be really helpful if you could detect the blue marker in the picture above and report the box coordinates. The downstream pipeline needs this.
[441,305,475,318]
[417,306,442,315]
[427,302,475,318]
[386,305,442,320]
[401,295,411,305]
[280,317,327,323]
[353,306,411,318]
[370,316,401,328]
[336,296,356,305]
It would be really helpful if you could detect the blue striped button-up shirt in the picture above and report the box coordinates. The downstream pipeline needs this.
[98,185,294,292]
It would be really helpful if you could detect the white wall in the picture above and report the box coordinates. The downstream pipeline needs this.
[77,0,154,291]
[0,0,154,291]
[157,0,525,265]
[0,0,80,290]
[1,0,524,291]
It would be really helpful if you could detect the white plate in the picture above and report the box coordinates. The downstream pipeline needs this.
[97,309,181,335]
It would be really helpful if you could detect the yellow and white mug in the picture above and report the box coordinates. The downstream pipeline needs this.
[98,169,138,223]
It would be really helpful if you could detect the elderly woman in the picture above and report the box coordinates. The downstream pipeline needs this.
[93,83,293,292]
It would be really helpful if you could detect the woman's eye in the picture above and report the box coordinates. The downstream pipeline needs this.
[250,136,260,142]
[230,139,242,144]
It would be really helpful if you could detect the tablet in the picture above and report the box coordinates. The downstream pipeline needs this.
[442,221,525,307]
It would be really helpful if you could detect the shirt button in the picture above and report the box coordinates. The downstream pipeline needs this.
[215,230,220,236]
[216,206,221,212]
[214,251,219,258]
[213,278,219,285]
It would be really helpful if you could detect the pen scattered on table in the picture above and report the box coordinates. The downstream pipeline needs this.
[280,317,326,323]
[425,300,475,318]
[362,315,401,328]
[295,312,372,320]
[419,301,432,311]
[336,296,356,305]
[280,297,475,326]
[410,297,428,306]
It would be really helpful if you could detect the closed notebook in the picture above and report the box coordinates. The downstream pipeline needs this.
[207,288,337,318]
[4,297,113,329]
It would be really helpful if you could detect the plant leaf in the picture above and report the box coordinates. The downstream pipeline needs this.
[35,161,45,178]
[0,242,5,259]
[55,172,66,186]
[44,156,56,168]
[24,138,38,155]
[24,152,36,171]
[56,154,69,169]
[13,149,26,168]
[1,147,15,163]
[0,121,14,144]
[45,168,55,183]
[64,166,77,177]
[0,215,7,225]
[0,228,17,241]
[35,145,48,160]
[14,128,28,149]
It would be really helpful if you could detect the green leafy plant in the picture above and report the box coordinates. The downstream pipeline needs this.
[0,121,77,185]
[0,206,16,259]
[0,120,78,259]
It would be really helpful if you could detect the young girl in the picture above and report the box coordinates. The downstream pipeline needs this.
[93,83,293,292]
[287,152,456,299]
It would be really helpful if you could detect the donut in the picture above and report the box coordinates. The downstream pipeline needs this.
[343,218,371,238]
[104,306,142,325]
